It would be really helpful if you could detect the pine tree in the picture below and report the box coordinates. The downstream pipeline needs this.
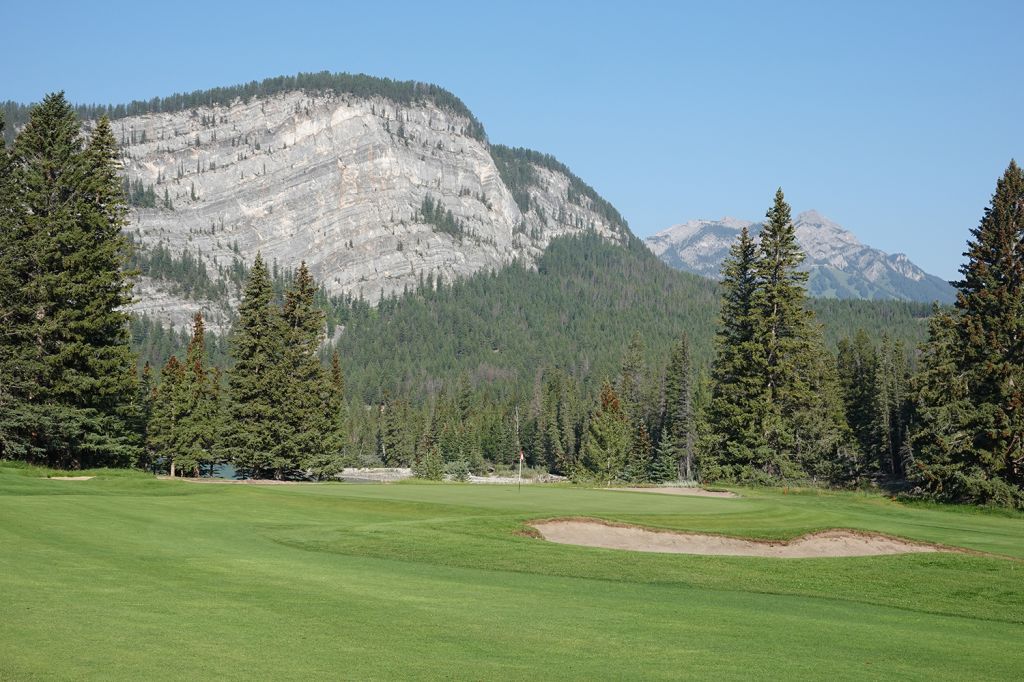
[0,97,138,467]
[700,226,764,480]
[751,189,814,477]
[911,310,975,496]
[0,112,30,459]
[580,382,631,484]
[837,330,878,475]
[134,362,154,468]
[325,350,347,453]
[279,262,331,472]
[872,336,911,478]
[221,254,289,477]
[756,190,854,482]
[913,161,1024,506]
[617,332,646,425]
[306,348,348,480]
[662,333,694,480]
[625,422,653,482]
[147,356,186,476]
[701,191,853,484]
[173,313,220,476]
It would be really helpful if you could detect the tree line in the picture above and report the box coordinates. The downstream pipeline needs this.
[1,93,1020,506]
[2,71,487,146]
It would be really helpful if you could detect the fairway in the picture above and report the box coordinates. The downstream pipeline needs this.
[1,467,1022,680]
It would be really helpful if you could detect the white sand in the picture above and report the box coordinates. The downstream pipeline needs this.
[530,520,950,558]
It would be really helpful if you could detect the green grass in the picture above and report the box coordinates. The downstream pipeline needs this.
[1,467,1021,680]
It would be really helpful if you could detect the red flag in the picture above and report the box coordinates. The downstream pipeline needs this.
[519,451,525,462]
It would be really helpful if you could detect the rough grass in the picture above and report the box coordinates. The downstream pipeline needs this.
[0,467,1021,680]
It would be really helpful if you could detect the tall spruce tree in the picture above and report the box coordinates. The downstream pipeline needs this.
[279,262,332,472]
[147,356,186,476]
[751,189,814,477]
[0,97,138,467]
[699,226,765,480]
[661,333,694,480]
[173,313,220,476]
[701,192,853,483]
[872,336,911,478]
[913,161,1024,506]
[580,381,631,484]
[837,330,878,476]
[754,189,853,481]
[221,254,289,477]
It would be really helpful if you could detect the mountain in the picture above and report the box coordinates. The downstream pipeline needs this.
[646,210,956,303]
[6,72,631,332]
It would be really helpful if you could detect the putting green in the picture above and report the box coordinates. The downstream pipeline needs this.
[0,466,1021,680]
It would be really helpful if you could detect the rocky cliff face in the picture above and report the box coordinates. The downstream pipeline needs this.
[112,89,628,331]
[646,210,955,303]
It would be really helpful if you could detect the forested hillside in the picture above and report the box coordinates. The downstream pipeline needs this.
[326,234,933,404]
[129,233,934,405]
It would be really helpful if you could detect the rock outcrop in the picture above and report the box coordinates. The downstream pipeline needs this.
[110,88,628,330]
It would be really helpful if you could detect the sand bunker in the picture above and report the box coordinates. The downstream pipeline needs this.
[49,476,94,481]
[617,487,738,498]
[530,519,951,558]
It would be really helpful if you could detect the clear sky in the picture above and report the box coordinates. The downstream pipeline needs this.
[6,0,1022,279]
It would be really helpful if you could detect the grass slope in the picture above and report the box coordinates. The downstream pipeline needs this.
[1,465,1021,680]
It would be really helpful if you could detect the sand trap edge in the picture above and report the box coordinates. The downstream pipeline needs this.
[527,517,966,558]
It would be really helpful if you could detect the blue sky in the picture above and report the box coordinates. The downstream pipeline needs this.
[7,0,1022,279]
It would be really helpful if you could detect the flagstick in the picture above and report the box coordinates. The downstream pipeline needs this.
[518,452,523,492]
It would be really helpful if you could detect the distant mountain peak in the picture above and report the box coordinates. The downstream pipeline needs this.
[795,208,827,223]
[646,211,954,304]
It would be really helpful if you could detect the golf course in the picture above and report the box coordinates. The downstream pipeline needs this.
[1,464,1021,680]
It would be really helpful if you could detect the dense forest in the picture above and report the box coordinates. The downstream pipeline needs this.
[1,96,1021,506]
[127,232,933,406]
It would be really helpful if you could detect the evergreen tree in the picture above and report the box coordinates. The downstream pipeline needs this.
[872,336,911,478]
[174,313,220,476]
[910,310,973,493]
[325,350,348,453]
[837,330,878,476]
[147,356,186,475]
[617,332,646,425]
[580,382,631,484]
[379,395,415,466]
[221,254,289,477]
[306,348,348,480]
[0,111,25,458]
[755,190,854,482]
[280,262,332,472]
[134,362,154,468]
[913,162,1024,506]
[413,443,444,480]
[662,333,694,480]
[624,422,653,482]
[699,226,764,480]
[701,191,853,484]
[751,189,814,477]
[0,97,138,467]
